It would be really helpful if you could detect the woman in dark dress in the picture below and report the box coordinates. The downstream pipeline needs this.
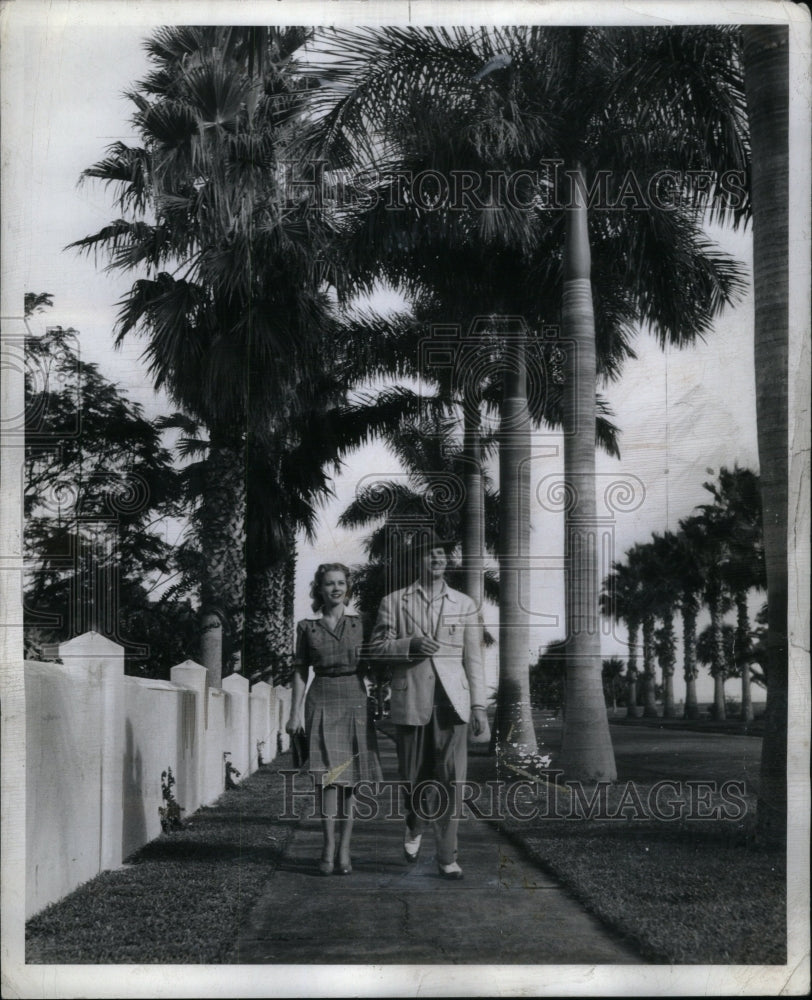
[287,563,382,875]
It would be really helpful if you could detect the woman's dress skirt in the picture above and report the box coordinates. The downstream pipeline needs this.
[304,674,383,786]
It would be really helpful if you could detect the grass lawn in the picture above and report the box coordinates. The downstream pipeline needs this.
[25,762,299,964]
[467,748,786,965]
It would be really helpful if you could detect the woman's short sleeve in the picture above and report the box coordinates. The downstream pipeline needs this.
[293,620,309,669]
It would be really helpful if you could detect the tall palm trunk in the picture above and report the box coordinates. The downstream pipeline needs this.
[682,592,700,719]
[495,335,537,753]
[640,614,659,717]
[244,540,297,686]
[735,591,754,722]
[743,25,789,844]
[626,617,640,718]
[199,440,246,687]
[462,399,485,612]
[660,608,677,718]
[559,160,616,780]
[707,584,727,720]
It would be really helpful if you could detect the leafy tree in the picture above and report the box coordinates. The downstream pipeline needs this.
[23,299,193,676]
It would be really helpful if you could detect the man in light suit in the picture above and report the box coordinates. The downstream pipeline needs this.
[369,531,490,879]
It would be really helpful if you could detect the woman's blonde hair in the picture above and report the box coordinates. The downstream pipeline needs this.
[310,563,353,613]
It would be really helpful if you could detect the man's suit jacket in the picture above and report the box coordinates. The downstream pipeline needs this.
[368,581,487,726]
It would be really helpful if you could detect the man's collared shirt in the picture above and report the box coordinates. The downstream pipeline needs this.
[410,580,455,638]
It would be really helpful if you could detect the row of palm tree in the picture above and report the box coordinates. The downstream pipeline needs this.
[299,25,750,781]
[74,23,789,840]
[601,466,764,722]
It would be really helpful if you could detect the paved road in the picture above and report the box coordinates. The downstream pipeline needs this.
[234,736,642,965]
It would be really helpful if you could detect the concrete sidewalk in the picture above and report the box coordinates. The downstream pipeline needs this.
[233,735,641,965]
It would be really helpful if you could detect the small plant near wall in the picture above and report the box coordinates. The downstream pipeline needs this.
[159,768,185,833]
[256,740,266,767]
[224,752,241,790]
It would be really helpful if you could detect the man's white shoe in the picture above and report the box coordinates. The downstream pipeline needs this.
[403,831,422,863]
[437,860,463,880]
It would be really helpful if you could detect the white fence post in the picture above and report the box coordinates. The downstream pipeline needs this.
[249,680,272,771]
[222,673,249,784]
[169,659,207,814]
[58,632,124,874]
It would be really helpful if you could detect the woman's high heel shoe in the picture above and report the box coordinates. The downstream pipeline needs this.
[318,849,335,876]
[336,859,352,876]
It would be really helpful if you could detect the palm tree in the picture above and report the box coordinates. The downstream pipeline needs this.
[328,246,624,759]
[700,466,765,721]
[666,528,706,720]
[624,542,665,719]
[600,560,643,719]
[301,24,748,777]
[681,512,733,720]
[742,24,790,844]
[72,26,332,683]
[648,532,686,719]
[697,621,738,710]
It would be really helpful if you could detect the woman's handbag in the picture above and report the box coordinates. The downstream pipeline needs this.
[290,729,309,769]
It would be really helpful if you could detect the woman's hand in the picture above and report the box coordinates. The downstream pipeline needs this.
[286,710,305,736]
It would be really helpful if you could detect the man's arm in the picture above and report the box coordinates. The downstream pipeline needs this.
[368,593,417,666]
[462,599,490,737]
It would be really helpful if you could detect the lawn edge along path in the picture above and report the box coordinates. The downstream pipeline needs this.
[25,754,302,964]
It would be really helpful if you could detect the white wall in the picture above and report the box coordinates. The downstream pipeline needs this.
[25,633,291,919]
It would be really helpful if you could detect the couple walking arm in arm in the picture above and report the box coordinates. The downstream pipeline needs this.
[288,534,488,880]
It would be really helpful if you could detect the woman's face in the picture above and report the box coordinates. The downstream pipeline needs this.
[320,570,348,609]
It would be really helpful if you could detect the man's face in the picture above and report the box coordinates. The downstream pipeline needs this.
[419,546,447,583]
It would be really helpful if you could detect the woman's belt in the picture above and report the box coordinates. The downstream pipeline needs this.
[314,669,360,678]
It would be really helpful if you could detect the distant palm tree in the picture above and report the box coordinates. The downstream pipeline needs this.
[646,533,685,719]
[600,559,642,718]
[667,529,706,720]
[681,513,733,720]
[625,542,663,718]
[699,466,765,721]
[697,622,738,701]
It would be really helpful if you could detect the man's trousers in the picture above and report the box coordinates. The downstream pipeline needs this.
[395,685,468,866]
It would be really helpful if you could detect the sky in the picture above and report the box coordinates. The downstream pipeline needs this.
[11,15,764,705]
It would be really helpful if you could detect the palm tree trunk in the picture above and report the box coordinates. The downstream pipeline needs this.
[708,587,727,720]
[282,547,297,685]
[736,591,754,722]
[641,614,659,717]
[462,399,485,611]
[559,159,616,780]
[626,618,640,718]
[198,440,246,687]
[660,608,677,718]
[244,540,297,686]
[495,334,537,754]
[743,24,789,844]
[682,593,700,719]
